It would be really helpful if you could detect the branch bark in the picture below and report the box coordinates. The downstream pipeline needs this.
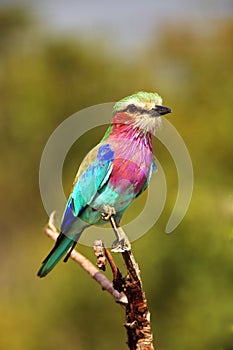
[122,251,154,350]
[43,213,154,349]
[108,216,154,349]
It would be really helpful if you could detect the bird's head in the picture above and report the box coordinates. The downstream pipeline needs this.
[112,91,171,135]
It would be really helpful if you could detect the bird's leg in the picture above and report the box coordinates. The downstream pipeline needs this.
[110,219,131,253]
[100,205,131,253]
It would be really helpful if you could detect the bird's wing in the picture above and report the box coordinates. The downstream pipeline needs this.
[61,143,114,231]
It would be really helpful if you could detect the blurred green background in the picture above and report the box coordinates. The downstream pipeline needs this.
[0,1,232,349]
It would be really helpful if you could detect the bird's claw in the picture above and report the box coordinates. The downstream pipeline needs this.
[99,206,131,252]
[111,238,131,253]
[100,205,116,221]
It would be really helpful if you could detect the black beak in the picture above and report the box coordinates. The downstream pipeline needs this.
[150,105,172,117]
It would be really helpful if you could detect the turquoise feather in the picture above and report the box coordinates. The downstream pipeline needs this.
[37,234,75,277]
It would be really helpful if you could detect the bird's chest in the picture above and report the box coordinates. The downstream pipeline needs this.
[109,141,153,194]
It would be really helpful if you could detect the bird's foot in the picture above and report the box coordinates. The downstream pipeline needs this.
[100,205,116,221]
[111,236,131,253]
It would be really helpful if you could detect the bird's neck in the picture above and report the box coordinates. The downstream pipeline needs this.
[103,112,153,152]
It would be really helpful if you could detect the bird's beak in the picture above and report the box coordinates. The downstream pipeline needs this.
[150,105,172,117]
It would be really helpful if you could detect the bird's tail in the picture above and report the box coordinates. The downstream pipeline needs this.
[37,233,76,278]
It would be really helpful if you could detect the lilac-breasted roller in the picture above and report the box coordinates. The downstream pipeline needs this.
[37,91,171,277]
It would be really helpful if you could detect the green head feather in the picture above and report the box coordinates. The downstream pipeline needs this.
[113,91,163,114]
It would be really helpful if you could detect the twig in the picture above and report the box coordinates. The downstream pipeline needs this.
[104,245,126,296]
[104,246,118,280]
[94,239,106,271]
[44,214,128,306]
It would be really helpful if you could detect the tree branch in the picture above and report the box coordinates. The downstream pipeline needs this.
[122,250,154,350]
[43,213,154,349]
[44,213,127,306]
[110,216,155,350]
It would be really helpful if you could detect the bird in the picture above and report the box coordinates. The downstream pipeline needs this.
[37,91,171,277]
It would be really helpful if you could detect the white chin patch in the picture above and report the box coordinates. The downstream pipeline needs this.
[133,115,162,134]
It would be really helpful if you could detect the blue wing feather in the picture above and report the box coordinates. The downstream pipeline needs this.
[37,143,114,277]
[61,143,114,232]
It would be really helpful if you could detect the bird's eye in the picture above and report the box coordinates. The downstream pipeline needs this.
[127,104,137,113]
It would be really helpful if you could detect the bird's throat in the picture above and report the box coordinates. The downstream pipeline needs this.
[110,112,153,146]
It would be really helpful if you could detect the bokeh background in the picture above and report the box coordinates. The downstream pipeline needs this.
[0,1,233,349]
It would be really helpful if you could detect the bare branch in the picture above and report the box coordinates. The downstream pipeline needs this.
[94,239,107,271]
[44,214,128,306]
[104,246,119,280]
[122,250,154,350]
[108,216,154,350]
[43,213,154,349]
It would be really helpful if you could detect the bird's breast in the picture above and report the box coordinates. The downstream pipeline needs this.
[109,137,154,194]
[109,158,147,194]
[91,135,154,212]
